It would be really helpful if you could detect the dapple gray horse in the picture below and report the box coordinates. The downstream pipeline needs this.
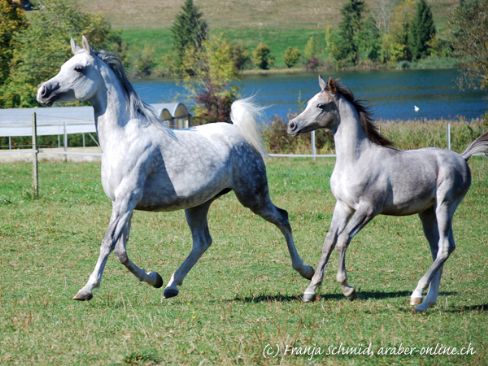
[37,37,313,301]
[288,76,488,312]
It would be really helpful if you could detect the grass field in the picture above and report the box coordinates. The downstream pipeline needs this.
[0,158,487,365]
[120,27,324,70]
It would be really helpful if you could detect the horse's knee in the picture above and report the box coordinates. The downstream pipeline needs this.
[114,247,128,265]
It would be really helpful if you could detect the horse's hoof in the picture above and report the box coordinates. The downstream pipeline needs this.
[414,303,429,313]
[302,265,315,280]
[150,272,163,288]
[163,287,179,299]
[410,296,422,306]
[303,292,317,302]
[343,287,356,300]
[73,291,93,301]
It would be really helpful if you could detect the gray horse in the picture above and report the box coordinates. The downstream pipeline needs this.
[288,76,488,312]
[36,36,314,301]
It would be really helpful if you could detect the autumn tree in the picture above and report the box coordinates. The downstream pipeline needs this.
[252,42,273,70]
[283,47,301,68]
[451,0,488,88]
[0,0,27,84]
[183,36,239,123]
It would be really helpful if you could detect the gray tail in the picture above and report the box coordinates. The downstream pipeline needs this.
[462,131,488,161]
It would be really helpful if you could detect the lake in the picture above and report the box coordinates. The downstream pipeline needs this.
[134,69,488,121]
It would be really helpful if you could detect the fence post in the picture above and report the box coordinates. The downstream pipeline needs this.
[32,112,39,198]
[311,130,317,161]
[8,136,12,150]
[63,121,68,162]
[447,123,451,150]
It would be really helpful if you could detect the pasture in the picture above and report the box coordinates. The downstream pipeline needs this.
[0,158,487,365]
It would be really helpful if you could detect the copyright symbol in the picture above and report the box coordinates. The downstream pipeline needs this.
[263,343,280,358]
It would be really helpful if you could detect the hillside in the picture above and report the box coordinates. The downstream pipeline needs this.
[79,0,457,37]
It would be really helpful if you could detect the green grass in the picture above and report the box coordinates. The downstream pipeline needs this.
[0,158,487,365]
[120,27,323,70]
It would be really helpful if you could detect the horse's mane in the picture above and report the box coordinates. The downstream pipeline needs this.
[95,50,160,124]
[329,80,394,147]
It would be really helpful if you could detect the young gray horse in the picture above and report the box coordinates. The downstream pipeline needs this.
[288,76,488,312]
[37,37,313,301]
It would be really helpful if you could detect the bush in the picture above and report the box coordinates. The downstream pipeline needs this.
[283,47,301,68]
[252,42,273,70]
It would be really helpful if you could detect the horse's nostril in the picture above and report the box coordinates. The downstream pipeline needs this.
[289,122,296,130]
[40,85,48,98]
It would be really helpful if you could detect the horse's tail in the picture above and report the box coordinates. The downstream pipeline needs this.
[230,98,267,157]
[462,131,488,161]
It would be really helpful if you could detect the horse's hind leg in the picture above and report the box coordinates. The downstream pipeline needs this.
[412,202,457,312]
[411,208,442,307]
[234,185,314,281]
[163,200,213,299]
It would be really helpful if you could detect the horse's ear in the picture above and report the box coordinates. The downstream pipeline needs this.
[81,35,91,53]
[70,38,81,55]
[327,77,337,94]
[318,75,327,91]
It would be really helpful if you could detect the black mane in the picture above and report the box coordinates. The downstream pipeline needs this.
[329,80,394,147]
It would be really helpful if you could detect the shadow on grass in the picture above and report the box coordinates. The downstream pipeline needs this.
[232,290,457,303]
[443,303,488,313]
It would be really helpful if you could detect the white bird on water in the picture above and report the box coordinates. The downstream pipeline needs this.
[414,105,420,112]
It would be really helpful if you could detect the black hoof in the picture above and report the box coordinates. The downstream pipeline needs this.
[153,273,164,289]
[163,288,179,298]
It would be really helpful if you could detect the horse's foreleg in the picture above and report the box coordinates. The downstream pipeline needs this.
[412,203,456,312]
[163,201,213,299]
[73,189,146,300]
[73,208,131,300]
[303,201,353,302]
[113,216,163,289]
[335,204,375,299]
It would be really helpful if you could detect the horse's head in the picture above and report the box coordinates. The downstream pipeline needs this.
[287,75,340,136]
[37,36,102,106]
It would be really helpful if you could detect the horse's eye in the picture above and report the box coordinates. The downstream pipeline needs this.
[317,103,326,110]
[74,65,85,73]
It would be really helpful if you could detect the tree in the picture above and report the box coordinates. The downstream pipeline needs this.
[252,42,273,70]
[182,36,239,123]
[283,47,301,68]
[451,0,488,88]
[0,0,27,84]
[358,16,381,62]
[0,0,122,107]
[171,0,208,77]
[335,0,365,65]
[409,0,436,60]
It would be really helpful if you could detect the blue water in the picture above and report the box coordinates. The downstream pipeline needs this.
[134,69,488,121]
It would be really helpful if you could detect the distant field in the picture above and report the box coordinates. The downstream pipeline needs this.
[79,0,457,37]
[120,27,324,69]
[0,158,487,365]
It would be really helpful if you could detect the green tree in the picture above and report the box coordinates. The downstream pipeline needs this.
[409,0,436,60]
[451,0,488,88]
[0,0,27,84]
[0,0,122,107]
[283,47,301,68]
[252,42,273,70]
[358,16,381,62]
[171,0,208,77]
[335,0,365,65]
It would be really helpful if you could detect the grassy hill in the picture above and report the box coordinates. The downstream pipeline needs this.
[76,0,459,72]
[79,0,457,35]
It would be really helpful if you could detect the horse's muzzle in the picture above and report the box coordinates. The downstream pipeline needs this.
[37,82,60,105]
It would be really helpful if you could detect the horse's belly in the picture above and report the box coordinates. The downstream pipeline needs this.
[135,171,230,211]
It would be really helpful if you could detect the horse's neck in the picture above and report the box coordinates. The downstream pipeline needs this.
[90,65,131,151]
[333,98,371,164]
